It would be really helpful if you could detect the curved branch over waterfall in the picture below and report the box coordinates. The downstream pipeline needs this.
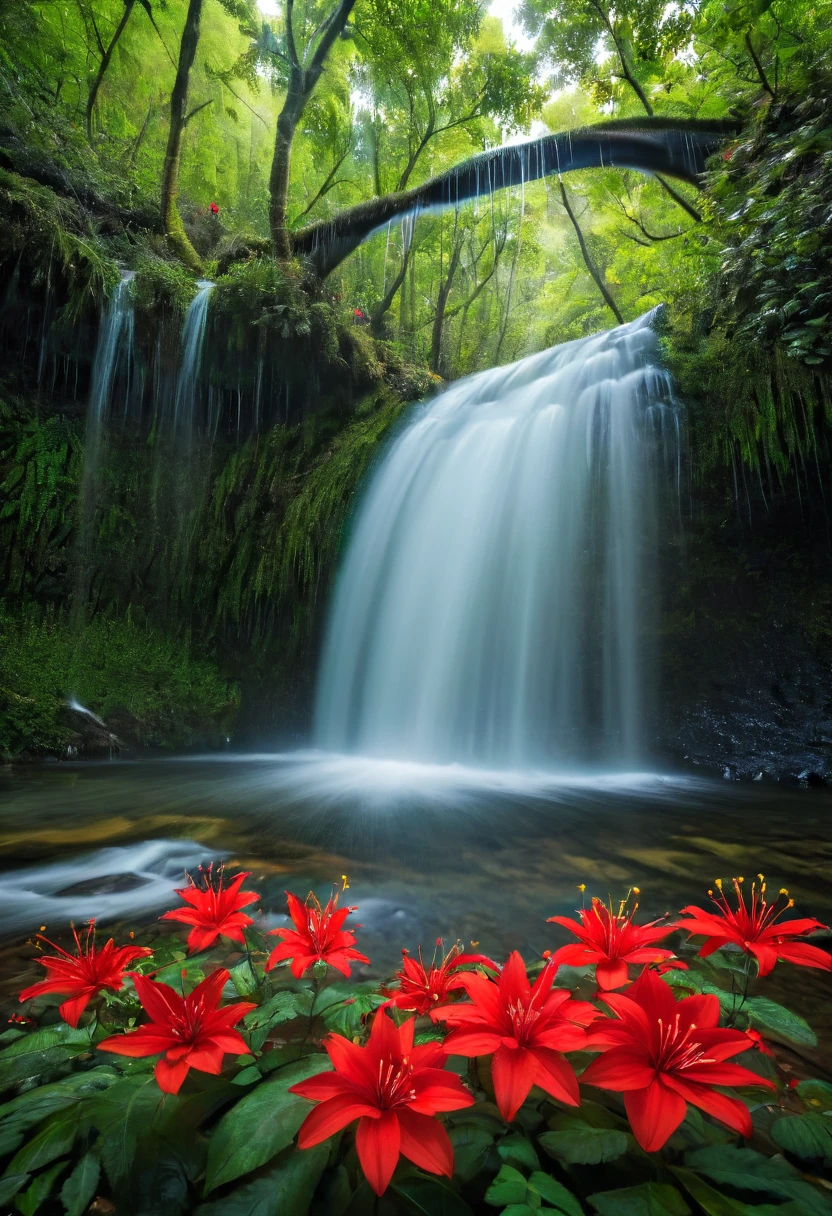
[291,117,737,278]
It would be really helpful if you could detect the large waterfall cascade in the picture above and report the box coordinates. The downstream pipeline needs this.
[315,313,682,770]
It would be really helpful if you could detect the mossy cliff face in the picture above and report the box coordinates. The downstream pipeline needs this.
[0,209,436,758]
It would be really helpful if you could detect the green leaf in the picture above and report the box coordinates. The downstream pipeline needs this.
[485,1164,528,1207]
[204,1054,331,1193]
[498,1208,537,1216]
[15,1160,68,1216]
[528,1172,583,1216]
[244,991,307,1051]
[0,1174,29,1206]
[229,957,259,998]
[670,1168,748,1216]
[0,1067,117,1136]
[231,1065,262,1086]
[448,1122,495,1181]
[797,1079,832,1109]
[743,996,817,1047]
[498,1133,539,1172]
[196,1143,329,1215]
[771,1112,832,1165]
[60,1150,101,1216]
[588,1182,691,1216]
[7,1106,78,1174]
[539,1121,628,1166]
[84,1074,168,1190]
[393,1176,474,1215]
[685,1145,832,1214]
[322,991,386,1038]
[0,1025,91,1087]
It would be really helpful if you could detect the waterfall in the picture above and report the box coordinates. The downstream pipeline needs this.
[74,272,136,617]
[315,313,681,770]
[173,280,214,437]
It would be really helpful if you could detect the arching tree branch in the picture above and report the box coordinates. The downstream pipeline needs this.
[290,117,736,278]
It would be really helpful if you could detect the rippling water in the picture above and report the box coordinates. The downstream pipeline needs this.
[1,754,830,1063]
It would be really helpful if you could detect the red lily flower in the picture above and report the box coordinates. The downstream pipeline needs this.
[548,892,676,990]
[290,1009,474,1195]
[98,967,255,1093]
[581,966,775,1151]
[384,941,499,1016]
[674,876,831,977]
[430,951,595,1120]
[266,889,369,979]
[160,863,260,953]
[19,922,151,1028]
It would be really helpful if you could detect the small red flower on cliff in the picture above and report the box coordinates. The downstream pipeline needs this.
[384,940,499,1015]
[581,966,775,1151]
[290,1009,474,1196]
[266,888,369,979]
[548,889,676,990]
[19,922,151,1027]
[431,951,594,1120]
[160,863,260,953]
[98,968,255,1094]
[674,876,832,977]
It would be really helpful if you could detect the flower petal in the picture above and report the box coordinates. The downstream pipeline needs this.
[356,1110,401,1196]
[155,1057,190,1094]
[491,1044,536,1121]
[529,1047,580,1106]
[580,1047,655,1092]
[397,1108,454,1178]
[623,1079,686,1152]
[297,1093,379,1149]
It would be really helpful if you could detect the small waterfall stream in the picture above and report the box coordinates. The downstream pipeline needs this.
[315,313,681,770]
[173,280,214,437]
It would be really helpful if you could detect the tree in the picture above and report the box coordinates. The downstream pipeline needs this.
[265,0,358,259]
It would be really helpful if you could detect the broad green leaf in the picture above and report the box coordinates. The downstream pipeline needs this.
[204,1053,331,1193]
[84,1074,168,1190]
[499,1208,537,1216]
[196,1143,329,1215]
[0,1067,118,1137]
[322,991,386,1037]
[498,1133,540,1172]
[528,1171,583,1216]
[393,1175,474,1215]
[244,991,308,1051]
[771,1112,832,1165]
[15,1160,68,1216]
[588,1182,691,1216]
[448,1122,495,1181]
[0,1025,91,1087]
[229,957,259,998]
[686,1145,832,1214]
[485,1164,528,1207]
[797,1079,832,1109]
[670,1167,748,1215]
[7,1106,77,1174]
[539,1122,628,1165]
[60,1150,101,1216]
[743,996,817,1047]
[0,1174,29,1206]
[231,1065,262,1086]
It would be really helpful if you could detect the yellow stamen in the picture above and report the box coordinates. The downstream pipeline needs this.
[632,887,640,895]
[341,874,349,890]
[577,883,586,893]
[715,878,723,890]
[779,888,789,896]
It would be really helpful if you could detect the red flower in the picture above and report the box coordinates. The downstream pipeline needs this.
[98,967,255,1094]
[430,951,594,1120]
[19,923,151,1028]
[674,877,832,977]
[266,889,369,979]
[581,966,775,1151]
[548,892,676,990]
[744,1028,774,1058]
[290,1009,474,1195]
[384,941,499,1016]
[160,863,260,954]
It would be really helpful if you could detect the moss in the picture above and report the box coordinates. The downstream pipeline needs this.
[132,255,198,323]
[0,168,119,323]
[0,604,239,759]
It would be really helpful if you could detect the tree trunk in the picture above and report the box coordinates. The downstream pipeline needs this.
[268,0,358,258]
[558,178,623,324]
[86,0,135,142]
[161,0,204,271]
[371,240,413,334]
[431,234,463,374]
[269,94,303,259]
[291,117,735,279]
